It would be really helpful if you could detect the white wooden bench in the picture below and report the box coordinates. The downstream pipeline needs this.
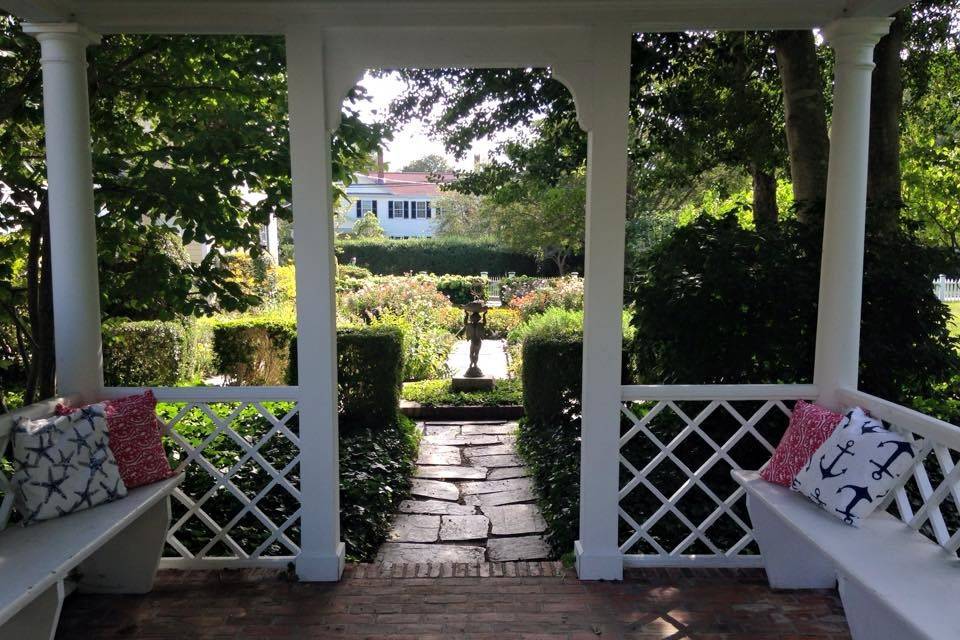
[0,397,182,640]
[733,388,960,640]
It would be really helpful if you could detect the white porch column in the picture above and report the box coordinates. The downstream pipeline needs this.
[23,22,103,401]
[813,18,891,409]
[575,28,631,581]
[286,25,345,581]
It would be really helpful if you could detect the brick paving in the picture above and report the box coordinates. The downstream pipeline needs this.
[56,565,851,639]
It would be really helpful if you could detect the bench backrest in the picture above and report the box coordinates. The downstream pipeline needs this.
[0,397,77,531]
[839,388,960,557]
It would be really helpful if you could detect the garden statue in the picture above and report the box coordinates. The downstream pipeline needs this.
[461,300,488,378]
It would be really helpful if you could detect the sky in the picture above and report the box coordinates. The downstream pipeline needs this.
[353,71,513,172]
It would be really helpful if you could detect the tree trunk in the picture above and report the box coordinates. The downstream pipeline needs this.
[751,167,779,231]
[37,211,56,400]
[867,11,906,234]
[24,203,56,405]
[773,30,830,224]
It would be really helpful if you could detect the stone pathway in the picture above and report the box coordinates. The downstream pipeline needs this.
[446,339,509,378]
[376,420,552,564]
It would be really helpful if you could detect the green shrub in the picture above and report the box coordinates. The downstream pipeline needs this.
[508,308,583,346]
[102,320,189,386]
[499,276,551,305]
[371,313,454,381]
[336,237,540,276]
[341,276,450,319]
[509,275,584,321]
[521,336,583,423]
[402,377,522,407]
[212,317,296,386]
[436,274,487,305]
[485,307,521,339]
[288,325,405,427]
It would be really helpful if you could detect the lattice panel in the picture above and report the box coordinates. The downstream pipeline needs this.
[159,400,301,563]
[618,398,791,561]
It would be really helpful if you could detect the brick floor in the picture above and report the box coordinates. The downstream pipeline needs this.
[56,565,850,639]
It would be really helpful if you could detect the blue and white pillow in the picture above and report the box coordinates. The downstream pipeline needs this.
[792,407,916,527]
[11,404,127,525]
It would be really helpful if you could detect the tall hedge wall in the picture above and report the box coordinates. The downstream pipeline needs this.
[337,238,541,276]
[102,320,207,386]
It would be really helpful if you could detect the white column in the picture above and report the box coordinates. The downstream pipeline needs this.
[575,28,631,581]
[813,18,892,409]
[286,25,345,581]
[22,23,103,402]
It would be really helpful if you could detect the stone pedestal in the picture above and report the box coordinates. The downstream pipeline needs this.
[452,375,495,391]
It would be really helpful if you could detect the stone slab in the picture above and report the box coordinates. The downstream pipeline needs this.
[484,504,547,536]
[423,424,461,437]
[399,499,476,516]
[463,444,515,457]
[470,454,523,468]
[376,543,486,564]
[388,514,440,543]
[465,488,537,509]
[410,478,459,502]
[415,465,488,480]
[452,375,495,391]
[486,535,551,562]
[417,444,462,466]
[487,467,530,480]
[459,477,535,495]
[461,424,517,435]
[439,515,490,541]
[424,433,502,446]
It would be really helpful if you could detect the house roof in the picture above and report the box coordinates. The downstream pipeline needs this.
[349,172,456,198]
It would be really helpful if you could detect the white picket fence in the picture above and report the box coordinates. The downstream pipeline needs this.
[934,275,960,302]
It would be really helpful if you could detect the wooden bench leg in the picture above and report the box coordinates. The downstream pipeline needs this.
[838,573,924,640]
[1,579,64,640]
[747,494,837,589]
[77,497,170,594]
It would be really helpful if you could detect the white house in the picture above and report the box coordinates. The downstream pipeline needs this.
[338,171,454,238]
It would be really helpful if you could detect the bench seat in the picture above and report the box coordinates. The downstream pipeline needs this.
[0,474,182,635]
[734,470,960,640]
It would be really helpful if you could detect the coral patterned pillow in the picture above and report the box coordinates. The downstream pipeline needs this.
[760,400,843,487]
[57,391,175,489]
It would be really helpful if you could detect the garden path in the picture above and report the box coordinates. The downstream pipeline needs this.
[376,420,552,564]
[446,339,509,379]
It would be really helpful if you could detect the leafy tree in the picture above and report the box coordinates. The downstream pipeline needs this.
[0,16,385,402]
[400,154,453,173]
[432,191,494,237]
[351,212,386,238]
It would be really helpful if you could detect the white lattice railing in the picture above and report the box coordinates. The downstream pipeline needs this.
[104,386,301,569]
[618,384,818,568]
[837,387,960,556]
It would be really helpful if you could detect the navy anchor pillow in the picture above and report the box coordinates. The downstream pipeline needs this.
[11,404,128,525]
[792,407,916,527]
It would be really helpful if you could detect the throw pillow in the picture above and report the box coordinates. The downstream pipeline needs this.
[761,400,843,487]
[11,404,128,524]
[57,391,175,489]
[792,407,917,526]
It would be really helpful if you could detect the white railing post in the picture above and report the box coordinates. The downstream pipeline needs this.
[575,27,631,581]
[286,25,345,581]
[23,23,104,402]
[937,274,947,301]
[813,18,892,410]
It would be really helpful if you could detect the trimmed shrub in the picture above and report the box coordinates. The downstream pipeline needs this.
[212,317,296,386]
[102,320,189,386]
[402,377,522,407]
[485,307,521,340]
[287,325,405,427]
[521,336,583,423]
[341,276,450,319]
[337,237,541,276]
[436,275,487,306]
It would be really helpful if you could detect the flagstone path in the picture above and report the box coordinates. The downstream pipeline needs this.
[375,420,552,564]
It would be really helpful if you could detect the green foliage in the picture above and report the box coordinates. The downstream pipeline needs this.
[400,154,453,173]
[435,275,487,305]
[288,325,405,427]
[336,237,540,276]
[484,307,521,340]
[402,378,522,407]
[102,320,191,386]
[508,276,584,321]
[627,214,959,403]
[212,317,296,386]
[498,276,551,305]
[351,211,386,238]
[507,308,583,346]
[521,336,584,424]
[371,313,453,382]
[341,275,451,318]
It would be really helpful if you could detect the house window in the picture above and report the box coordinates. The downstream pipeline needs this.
[388,200,407,219]
[414,201,428,219]
[356,199,376,218]
[433,205,442,218]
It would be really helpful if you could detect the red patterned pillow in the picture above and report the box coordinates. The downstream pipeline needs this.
[760,400,843,487]
[57,390,175,488]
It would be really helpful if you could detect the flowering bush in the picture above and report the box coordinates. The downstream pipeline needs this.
[509,275,584,321]
[342,276,451,319]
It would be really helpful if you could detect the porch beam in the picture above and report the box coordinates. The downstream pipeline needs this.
[575,27,632,582]
[813,17,892,409]
[285,24,345,581]
[22,22,104,402]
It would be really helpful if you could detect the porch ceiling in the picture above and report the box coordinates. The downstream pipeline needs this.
[3,0,913,34]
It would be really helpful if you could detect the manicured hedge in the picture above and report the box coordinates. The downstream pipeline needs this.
[103,320,191,386]
[288,325,404,428]
[212,317,296,386]
[336,237,541,276]
[521,336,584,423]
[436,275,487,306]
